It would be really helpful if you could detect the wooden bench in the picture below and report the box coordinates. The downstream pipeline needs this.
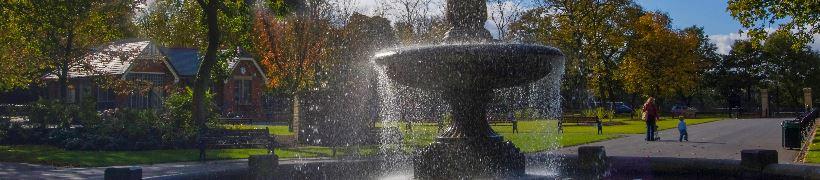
[488,119,513,126]
[561,116,600,125]
[219,117,255,124]
[199,128,277,154]
[488,117,519,133]
[558,116,601,133]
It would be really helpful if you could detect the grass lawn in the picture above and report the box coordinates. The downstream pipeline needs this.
[805,126,820,163]
[0,145,376,167]
[394,116,723,153]
[560,117,724,134]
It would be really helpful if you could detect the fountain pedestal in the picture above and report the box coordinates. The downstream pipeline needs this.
[412,90,525,178]
[415,136,525,179]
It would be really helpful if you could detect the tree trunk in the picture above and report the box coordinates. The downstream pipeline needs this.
[291,93,300,142]
[59,31,74,103]
[194,0,221,161]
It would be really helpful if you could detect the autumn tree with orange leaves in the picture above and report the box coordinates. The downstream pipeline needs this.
[252,3,336,140]
[618,12,702,99]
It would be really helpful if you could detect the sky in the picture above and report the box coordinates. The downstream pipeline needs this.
[351,0,819,54]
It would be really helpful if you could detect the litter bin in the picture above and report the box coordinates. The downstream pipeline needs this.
[782,120,802,149]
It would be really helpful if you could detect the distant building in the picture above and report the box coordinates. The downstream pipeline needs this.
[42,39,275,119]
[43,40,179,109]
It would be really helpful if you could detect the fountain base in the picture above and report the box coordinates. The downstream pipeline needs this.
[413,136,525,179]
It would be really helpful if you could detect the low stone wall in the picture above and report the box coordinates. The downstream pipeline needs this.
[536,147,819,179]
[127,147,819,179]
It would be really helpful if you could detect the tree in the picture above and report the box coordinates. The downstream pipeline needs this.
[0,1,138,97]
[138,0,206,48]
[0,3,44,91]
[379,0,447,44]
[618,12,702,102]
[707,40,764,111]
[727,0,820,49]
[169,0,256,161]
[758,31,820,109]
[680,26,719,106]
[253,0,337,141]
[488,0,527,41]
[191,0,223,161]
[511,0,642,109]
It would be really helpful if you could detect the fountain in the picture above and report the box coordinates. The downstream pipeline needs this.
[373,0,564,178]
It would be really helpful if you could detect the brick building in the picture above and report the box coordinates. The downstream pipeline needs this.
[44,40,179,110]
[43,39,272,119]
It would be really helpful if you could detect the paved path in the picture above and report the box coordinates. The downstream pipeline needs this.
[553,118,801,163]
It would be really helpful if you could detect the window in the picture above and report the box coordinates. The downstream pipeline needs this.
[234,79,252,105]
[96,86,116,109]
[66,85,76,103]
[129,91,149,109]
[126,73,166,109]
[128,88,163,109]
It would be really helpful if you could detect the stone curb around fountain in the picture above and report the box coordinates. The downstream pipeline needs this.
[536,146,820,179]
[125,147,820,179]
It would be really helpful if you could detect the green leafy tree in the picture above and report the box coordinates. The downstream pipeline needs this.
[758,31,820,108]
[727,0,820,49]
[0,1,138,97]
[706,40,763,110]
[139,0,263,160]
[680,26,719,105]
[0,4,44,91]
[511,0,642,109]
[618,12,702,101]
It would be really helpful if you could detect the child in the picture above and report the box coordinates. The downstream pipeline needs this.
[509,111,519,134]
[678,117,688,142]
[596,119,603,135]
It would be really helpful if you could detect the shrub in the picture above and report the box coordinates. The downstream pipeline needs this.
[5,89,219,151]
[582,107,614,120]
[632,107,644,120]
[514,108,539,120]
[0,117,8,143]
[28,99,76,129]
[161,88,218,148]
[75,96,100,126]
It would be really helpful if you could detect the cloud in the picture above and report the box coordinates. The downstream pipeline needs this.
[709,32,748,55]
[709,28,820,55]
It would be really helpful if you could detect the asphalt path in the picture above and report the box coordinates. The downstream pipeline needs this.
[552,118,801,163]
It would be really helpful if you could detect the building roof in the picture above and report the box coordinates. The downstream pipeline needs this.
[160,48,200,77]
[228,47,268,83]
[44,39,179,82]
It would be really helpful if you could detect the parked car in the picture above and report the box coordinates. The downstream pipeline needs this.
[671,105,698,117]
[614,104,633,114]
[593,101,633,114]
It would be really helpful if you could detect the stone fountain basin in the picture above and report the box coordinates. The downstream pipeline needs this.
[374,43,563,92]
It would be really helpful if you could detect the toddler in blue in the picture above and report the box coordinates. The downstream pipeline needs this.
[678,117,688,142]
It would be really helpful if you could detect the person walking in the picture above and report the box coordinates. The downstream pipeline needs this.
[642,97,659,141]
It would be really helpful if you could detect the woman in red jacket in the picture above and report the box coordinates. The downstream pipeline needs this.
[642,97,659,141]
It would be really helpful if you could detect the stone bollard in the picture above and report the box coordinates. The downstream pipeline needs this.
[104,166,142,180]
[741,149,778,179]
[577,146,608,178]
[741,149,778,171]
[578,146,607,166]
[249,154,279,180]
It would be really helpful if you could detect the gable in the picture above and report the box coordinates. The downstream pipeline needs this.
[228,58,268,84]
